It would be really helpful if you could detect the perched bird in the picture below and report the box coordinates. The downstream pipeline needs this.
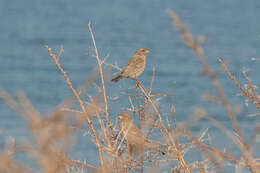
[118,112,165,156]
[111,48,150,82]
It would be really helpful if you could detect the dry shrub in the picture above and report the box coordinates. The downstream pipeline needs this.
[0,12,259,173]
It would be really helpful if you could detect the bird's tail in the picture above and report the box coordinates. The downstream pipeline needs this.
[111,75,123,82]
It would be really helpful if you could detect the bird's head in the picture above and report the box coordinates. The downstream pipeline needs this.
[119,112,133,127]
[137,48,150,55]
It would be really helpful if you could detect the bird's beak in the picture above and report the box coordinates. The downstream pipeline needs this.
[146,49,150,54]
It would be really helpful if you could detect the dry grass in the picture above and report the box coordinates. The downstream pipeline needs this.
[0,10,259,173]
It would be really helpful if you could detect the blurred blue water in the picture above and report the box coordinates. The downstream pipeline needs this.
[0,0,260,171]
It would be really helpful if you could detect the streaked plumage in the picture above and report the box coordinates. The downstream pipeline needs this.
[112,48,149,82]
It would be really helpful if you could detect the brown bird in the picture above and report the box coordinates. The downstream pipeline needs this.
[118,112,165,156]
[111,48,150,82]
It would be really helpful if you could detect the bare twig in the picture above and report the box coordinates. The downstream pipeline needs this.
[88,22,111,146]
[135,79,191,173]
[57,45,64,62]
[168,9,258,173]
[218,58,260,112]
[45,45,104,168]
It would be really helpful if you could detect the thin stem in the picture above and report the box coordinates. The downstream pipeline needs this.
[88,22,111,146]
[218,58,260,112]
[135,79,191,173]
[45,45,104,168]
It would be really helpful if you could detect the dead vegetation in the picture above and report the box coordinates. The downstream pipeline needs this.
[0,10,259,173]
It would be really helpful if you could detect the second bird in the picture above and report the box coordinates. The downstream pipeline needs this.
[111,48,150,82]
[119,112,165,156]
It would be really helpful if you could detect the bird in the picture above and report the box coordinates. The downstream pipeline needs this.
[118,112,165,156]
[111,48,150,82]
